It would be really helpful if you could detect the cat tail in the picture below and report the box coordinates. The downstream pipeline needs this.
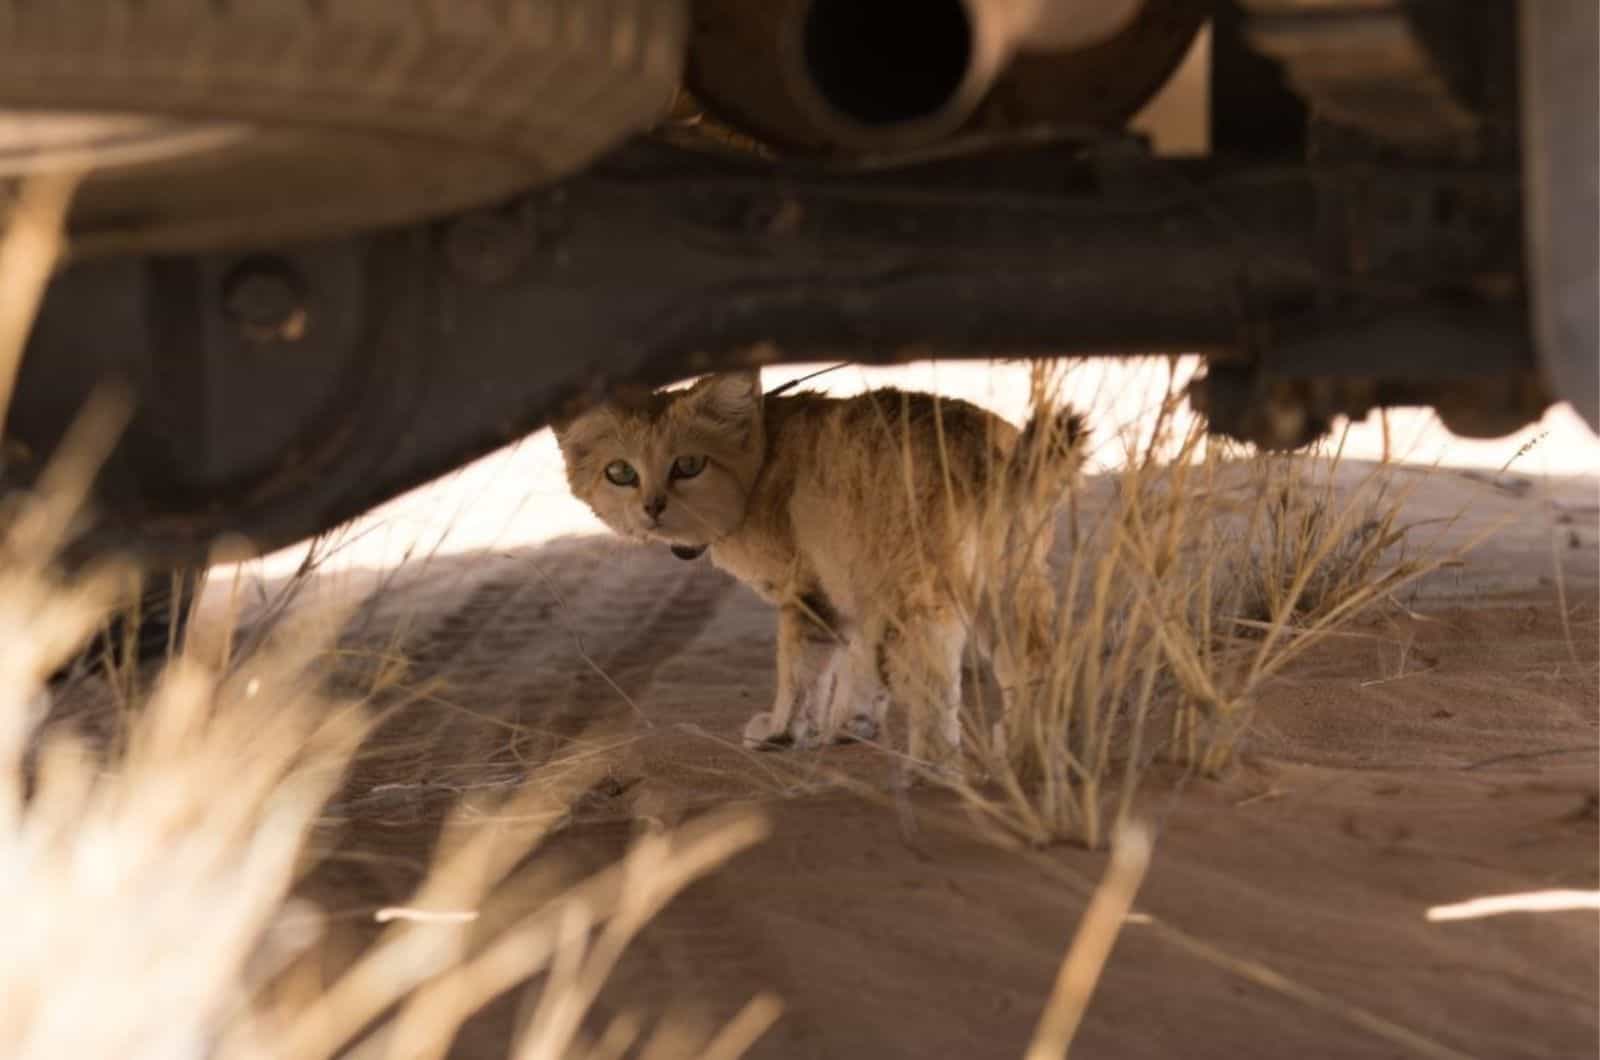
[1007,406,1089,498]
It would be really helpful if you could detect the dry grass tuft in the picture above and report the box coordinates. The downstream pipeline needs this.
[1229,455,1415,631]
[1,173,774,1060]
[1,463,775,1058]
[4,494,774,1060]
[895,361,1457,848]
[3,626,367,1058]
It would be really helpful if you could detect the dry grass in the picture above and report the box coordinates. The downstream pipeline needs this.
[4,485,775,1060]
[1,157,1489,1059]
[889,362,1458,849]
[1022,821,1152,1060]
[1,174,775,1060]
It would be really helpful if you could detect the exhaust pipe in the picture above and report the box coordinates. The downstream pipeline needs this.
[688,0,1145,153]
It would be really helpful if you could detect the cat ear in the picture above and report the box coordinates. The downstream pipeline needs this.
[551,405,609,465]
[549,406,586,447]
[549,392,593,443]
[685,371,761,427]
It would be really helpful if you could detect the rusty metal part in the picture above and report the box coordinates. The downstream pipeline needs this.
[15,138,1546,566]
[1188,368,1346,451]
[443,210,535,287]
[222,257,308,344]
[1241,0,1592,431]
[974,0,1206,136]
[686,0,1186,154]
[1239,0,1484,154]
[1191,367,1551,451]
[1021,0,1144,50]
[1190,302,1553,451]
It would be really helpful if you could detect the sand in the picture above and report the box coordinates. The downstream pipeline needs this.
[193,449,1599,1060]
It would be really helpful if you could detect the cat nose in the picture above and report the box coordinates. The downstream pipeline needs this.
[643,494,668,519]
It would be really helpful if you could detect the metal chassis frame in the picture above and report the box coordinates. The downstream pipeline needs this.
[14,136,1544,568]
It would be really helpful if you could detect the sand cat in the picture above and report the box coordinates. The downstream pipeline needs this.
[554,371,1085,764]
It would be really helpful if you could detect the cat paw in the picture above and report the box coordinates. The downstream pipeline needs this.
[789,718,828,750]
[742,712,794,751]
[833,713,880,745]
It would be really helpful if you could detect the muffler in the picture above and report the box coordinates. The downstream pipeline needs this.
[687,0,1146,153]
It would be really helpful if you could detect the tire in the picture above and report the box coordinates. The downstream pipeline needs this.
[0,0,687,254]
[1520,0,1599,432]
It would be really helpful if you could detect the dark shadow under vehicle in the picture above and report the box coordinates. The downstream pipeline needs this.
[1,0,1592,616]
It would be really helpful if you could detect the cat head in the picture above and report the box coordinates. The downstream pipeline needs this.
[553,372,765,549]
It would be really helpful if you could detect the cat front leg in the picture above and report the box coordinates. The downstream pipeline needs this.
[878,612,968,770]
[977,571,1057,760]
[743,604,839,750]
[818,634,887,744]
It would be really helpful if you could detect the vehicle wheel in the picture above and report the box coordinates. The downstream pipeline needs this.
[0,0,687,255]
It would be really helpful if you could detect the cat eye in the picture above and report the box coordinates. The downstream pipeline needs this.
[604,460,638,487]
[671,454,708,479]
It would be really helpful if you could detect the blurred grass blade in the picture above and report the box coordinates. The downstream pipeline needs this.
[0,171,81,432]
[1025,821,1152,1060]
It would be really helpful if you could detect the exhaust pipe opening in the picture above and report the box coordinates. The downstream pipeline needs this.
[689,0,1184,154]
[800,0,975,130]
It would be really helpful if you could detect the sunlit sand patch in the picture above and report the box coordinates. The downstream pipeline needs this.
[1426,889,1600,922]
